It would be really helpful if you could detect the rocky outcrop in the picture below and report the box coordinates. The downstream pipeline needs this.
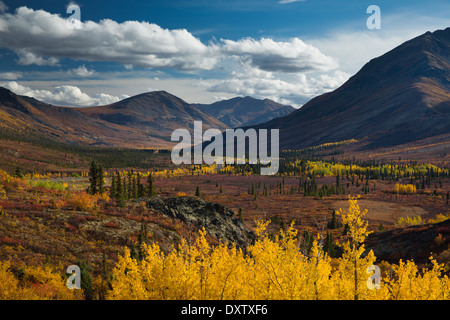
[146,196,255,250]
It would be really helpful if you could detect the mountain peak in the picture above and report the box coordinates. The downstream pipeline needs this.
[255,28,450,150]
[0,86,18,102]
[194,96,294,128]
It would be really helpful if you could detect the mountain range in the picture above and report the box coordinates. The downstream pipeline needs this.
[252,27,450,151]
[0,27,449,155]
[0,88,292,149]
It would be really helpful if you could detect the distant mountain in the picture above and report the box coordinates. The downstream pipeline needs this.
[0,86,123,147]
[194,96,294,128]
[78,90,228,142]
[253,28,450,150]
[0,89,228,148]
[0,87,298,149]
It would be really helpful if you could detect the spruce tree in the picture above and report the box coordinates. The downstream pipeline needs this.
[88,161,98,195]
[132,174,137,199]
[77,260,94,300]
[127,171,133,200]
[14,166,24,179]
[109,174,116,199]
[98,164,105,194]
[115,171,122,198]
[195,185,201,197]
[137,224,149,261]
[137,172,145,198]
[116,171,126,207]
[147,173,155,197]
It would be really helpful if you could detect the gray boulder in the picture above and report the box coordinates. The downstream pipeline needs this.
[146,196,255,250]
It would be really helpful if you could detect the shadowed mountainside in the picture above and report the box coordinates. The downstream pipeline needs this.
[252,28,450,151]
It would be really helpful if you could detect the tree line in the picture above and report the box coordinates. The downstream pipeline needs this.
[87,161,156,207]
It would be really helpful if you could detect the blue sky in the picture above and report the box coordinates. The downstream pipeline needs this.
[0,0,448,107]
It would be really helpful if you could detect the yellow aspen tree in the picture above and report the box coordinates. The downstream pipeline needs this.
[335,196,375,300]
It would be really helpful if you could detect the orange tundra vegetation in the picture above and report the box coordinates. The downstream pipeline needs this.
[106,197,450,300]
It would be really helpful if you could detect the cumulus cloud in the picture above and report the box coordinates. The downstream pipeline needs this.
[2,81,126,107]
[0,6,336,75]
[68,65,95,77]
[0,6,217,71]
[0,6,348,107]
[220,37,338,73]
[16,50,60,66]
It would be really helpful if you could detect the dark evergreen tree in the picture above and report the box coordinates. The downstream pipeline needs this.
[328,210,340,229]
[127,171,133,200]
[77,260,94,300]
[238,207,244,223]
[137,224,149,261]
[14,166,24,179]
[88,161,98,195]
[115,171,122,198]
[147,173,155,197]
[132,174,137,199]
[109,174,116,199]
[137,172,145,198]
[323,232,337,257]
[195,185,201,197]
[98,164,105,194]
[115,171,126,207]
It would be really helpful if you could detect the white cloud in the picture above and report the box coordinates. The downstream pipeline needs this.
[16,50,60,66]
[203,66,351,107]
[68,65,95,77]
[0,5,375,108]
[0,72,22,80]
[0,6,217,71]
[0,6,337,76]
[220,37,338,73]
[2,81,127,107]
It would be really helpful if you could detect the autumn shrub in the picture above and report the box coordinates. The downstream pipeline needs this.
[434,234,446,247]
[53,198,67,211]
[107,197,450,300]
[429,213,450,224]
[28,180,68,192]
[0,261,83,300]
[394,183,416,194]
[67,192,97,213]
[0,184,6,199]
[395,215,424,227]
[1,176,28,193]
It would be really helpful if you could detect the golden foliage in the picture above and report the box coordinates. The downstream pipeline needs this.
[67,192,97,213]
[394,184,416,194]
[0,261,83,300]
[106,198,450,300]
[395,215,424,227]
[428,213,450,224]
